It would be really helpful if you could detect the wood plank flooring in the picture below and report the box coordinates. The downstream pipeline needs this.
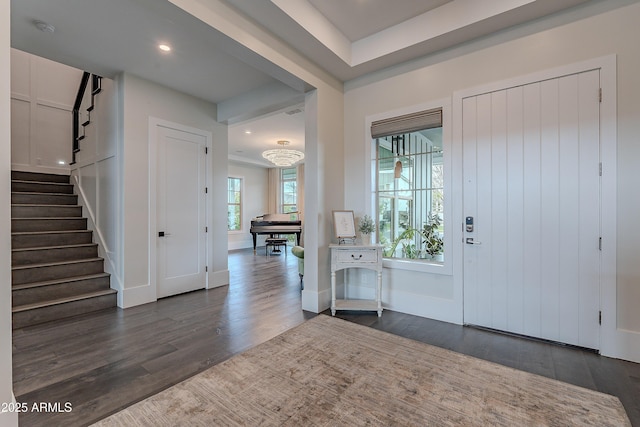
[331,310,640,426]
[13,247,640,426]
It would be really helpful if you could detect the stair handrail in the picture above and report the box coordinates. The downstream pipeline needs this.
[71,72,90,165]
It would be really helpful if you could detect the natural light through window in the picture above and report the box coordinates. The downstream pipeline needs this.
[281,167,297,214]
[372,108,444,264]
[227,177,242,231]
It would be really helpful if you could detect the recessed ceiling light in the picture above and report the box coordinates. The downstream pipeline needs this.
[158,44,171,52]
[244,130,252,134]
[57,160,66,165]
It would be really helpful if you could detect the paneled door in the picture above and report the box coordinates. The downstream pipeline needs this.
[462,70,601,349]
[156,125,207,298]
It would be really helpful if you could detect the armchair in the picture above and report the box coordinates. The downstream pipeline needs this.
[291,246,304,288]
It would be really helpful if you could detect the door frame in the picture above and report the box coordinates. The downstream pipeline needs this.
[452,55,618,357]
[149,117,212,299]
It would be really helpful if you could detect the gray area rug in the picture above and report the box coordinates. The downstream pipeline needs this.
[94,315,630,426]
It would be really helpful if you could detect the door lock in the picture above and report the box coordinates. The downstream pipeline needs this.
[465,216,474,232]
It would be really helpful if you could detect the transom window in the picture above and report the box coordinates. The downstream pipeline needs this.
[372,108,444,263]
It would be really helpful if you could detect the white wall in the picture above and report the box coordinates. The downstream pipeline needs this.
[168,0,345,314]
[10,48,83,174]
[1,3,18,425]
[228,161,269,251]
[344,1,640,362]
[302,87,345,312]
[119,73,229,308]
[71,76,122,293]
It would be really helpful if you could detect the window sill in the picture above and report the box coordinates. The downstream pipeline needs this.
[382,257,451,275]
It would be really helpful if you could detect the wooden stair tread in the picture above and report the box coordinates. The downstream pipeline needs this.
[12,273,110,291]
[12,217,85,220]
[12,243,97,253]
[11,170,115,328]
[11,203,80,207]
[12,191,76,196]
[12,230,90,236]
[12,288,117,313]
[11,179,73,186]
[11,257,103,271]
[11,171,70,180]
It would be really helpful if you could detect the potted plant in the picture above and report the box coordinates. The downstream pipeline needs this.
[421,213,443,258]
[358,214,376,245]
[384,213,443,259]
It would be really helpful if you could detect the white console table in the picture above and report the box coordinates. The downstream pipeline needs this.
[330,244,383,317]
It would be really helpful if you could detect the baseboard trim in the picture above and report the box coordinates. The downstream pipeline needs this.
[119,283,156,309]
[208,269,229,288]
[71,174,124,295]
[301,287,331,313]
[601,327,640,364]
[0,393,19,426]
[384,290,462,325]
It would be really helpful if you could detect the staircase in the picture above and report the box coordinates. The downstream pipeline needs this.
[11,171,117,329]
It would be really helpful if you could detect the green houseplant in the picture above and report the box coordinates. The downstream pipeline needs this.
[384,213,443,259]
[358,215,376,245]
[421,213,444,257]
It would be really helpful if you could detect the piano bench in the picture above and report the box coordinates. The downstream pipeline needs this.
[265,238,288,256]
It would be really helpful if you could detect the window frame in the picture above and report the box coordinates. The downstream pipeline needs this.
[280,167,298,214]
[227,176,243,233]
[366,99,452,276]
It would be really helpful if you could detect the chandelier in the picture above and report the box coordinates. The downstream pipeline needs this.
[262,140,304,167]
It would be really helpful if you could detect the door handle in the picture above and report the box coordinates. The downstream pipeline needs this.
[466,238,481,245]
[158,231,172,237]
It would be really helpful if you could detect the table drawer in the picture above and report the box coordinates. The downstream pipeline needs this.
[335,249,378,263]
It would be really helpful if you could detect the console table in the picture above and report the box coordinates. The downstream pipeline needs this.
[329,244,383,317]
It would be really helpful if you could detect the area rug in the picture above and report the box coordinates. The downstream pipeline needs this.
[93,315,630,426]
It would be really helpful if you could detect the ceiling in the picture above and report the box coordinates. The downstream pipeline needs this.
[11,0,597,166]
[229,104,306,168]
[306,0,453,42]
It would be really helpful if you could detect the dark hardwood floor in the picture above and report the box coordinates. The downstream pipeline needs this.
[13,247,640,426]
[13,247,312,426]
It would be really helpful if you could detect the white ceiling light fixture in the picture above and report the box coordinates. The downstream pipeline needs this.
[158,43,172,52]
[262,140,304,167]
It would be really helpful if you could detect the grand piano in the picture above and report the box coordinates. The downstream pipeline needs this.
[250,213,302,252]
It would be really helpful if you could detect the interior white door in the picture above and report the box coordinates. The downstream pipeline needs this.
[462,70,601,349]
[156,125,207,298]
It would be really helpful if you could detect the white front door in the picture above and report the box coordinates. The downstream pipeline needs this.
[156,125,207,298]
[462,70,601,349]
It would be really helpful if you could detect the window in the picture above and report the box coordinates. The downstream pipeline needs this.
[281,167,297,214]
[227,177,242,231]
[372,108,444,263]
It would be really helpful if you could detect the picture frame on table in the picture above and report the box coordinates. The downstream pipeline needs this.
[332,210,356,242]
